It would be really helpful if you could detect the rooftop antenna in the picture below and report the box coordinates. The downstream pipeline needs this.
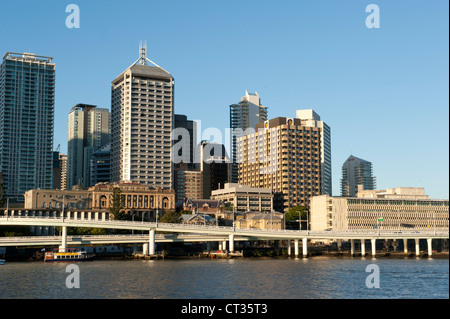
[139,41,148,65]
[127,41,171,75]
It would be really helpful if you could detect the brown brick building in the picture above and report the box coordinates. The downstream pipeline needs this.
[238,117,322,212]
[24,181,175,220]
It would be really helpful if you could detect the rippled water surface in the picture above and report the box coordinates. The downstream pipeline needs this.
[0,257,448,299]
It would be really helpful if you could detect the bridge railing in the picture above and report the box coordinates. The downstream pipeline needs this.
[1,215,448,237]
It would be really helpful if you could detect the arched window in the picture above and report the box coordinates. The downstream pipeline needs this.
[162,197,169,209]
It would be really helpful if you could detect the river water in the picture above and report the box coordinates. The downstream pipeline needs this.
[0,257,448,299]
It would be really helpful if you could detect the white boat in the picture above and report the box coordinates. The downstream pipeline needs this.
[44,248,95,262]
[0,259,5,265]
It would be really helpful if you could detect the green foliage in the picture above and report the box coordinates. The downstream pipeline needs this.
[0,226,32,237]
[253,249,263,257]
[159,211,182,223]
[222,203,234,211]
[285,206,308,221]
[68,227,108,235]
[108,187,127,220]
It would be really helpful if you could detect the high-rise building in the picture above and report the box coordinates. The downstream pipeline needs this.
[229,91,268,183]
[340,155,376,197]
[238,117,322,212]
[90,143,111,186]
[110,43,174,189]
[67,104,110,189]
[296,109,332,195]
[0,52,55,201]
[200,141,229,199]
[53,151,67,190]
[173,114,197,169]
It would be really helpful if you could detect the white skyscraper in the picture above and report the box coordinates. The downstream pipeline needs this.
[296,109,332,195]
[110,43,174,189]
[67,104,110,189]
[229,91,268,183]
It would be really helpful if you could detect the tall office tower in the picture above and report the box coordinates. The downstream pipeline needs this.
[110,43,174,189]
[0,52,55,202]
[200,141,229,199]
[173,114,197,169]
[53,151,68,190]
[340,155,376,197]
[238,117,322,212]
[90,143,111,185]
[229,91,268,183]
[296,109,332,195]
[67,104,110,189]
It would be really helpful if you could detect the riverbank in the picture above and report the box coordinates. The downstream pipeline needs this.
[1,246,448,261]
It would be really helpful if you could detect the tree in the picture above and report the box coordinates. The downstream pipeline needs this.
[108,187,127,220]
[285,206,309,229]
[285,206,308,221]
[159,211,182,223]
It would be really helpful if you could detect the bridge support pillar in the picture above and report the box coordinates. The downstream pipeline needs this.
[361,239,366,257]
[403,239,408,253]
[294,239,299,258]
[149,229,155,255]
[287,240,291,256]
[350,239,355,256]
[222,240,227,251]
[302,238,308,257]
[427,238,432,257]
[371,239,376,257]
[60,226,67,252]
[229,234,234,253]
[415,238,420,256]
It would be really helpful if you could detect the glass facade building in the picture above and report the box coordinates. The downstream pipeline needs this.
[341,155,376,197]
[0,52,55,201]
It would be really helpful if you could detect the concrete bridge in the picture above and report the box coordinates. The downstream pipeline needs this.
[1,214,448,258]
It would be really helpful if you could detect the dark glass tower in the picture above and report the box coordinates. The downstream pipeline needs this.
[0,52,55,201]
[341,155,376,197]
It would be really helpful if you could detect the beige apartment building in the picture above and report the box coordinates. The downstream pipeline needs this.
[24,181,175,219]
[310,187,449,231]
[210,183,273,212]
[110,43,174,189]
[238,117,322,212]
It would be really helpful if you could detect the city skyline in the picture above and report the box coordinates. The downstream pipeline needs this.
[0,0,448,199]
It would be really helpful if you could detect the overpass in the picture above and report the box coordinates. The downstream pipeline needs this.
[1,215,448,257]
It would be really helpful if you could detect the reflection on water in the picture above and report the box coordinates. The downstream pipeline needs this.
[0,257,448,299]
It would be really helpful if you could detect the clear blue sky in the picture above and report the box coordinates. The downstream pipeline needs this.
[0,0,448,198]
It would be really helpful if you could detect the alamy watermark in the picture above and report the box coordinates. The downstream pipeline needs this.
[66,4,80,29]
[366,4,380,29]
[65,264,80,289]
[171,125,279,175]
[365,264,380,289]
